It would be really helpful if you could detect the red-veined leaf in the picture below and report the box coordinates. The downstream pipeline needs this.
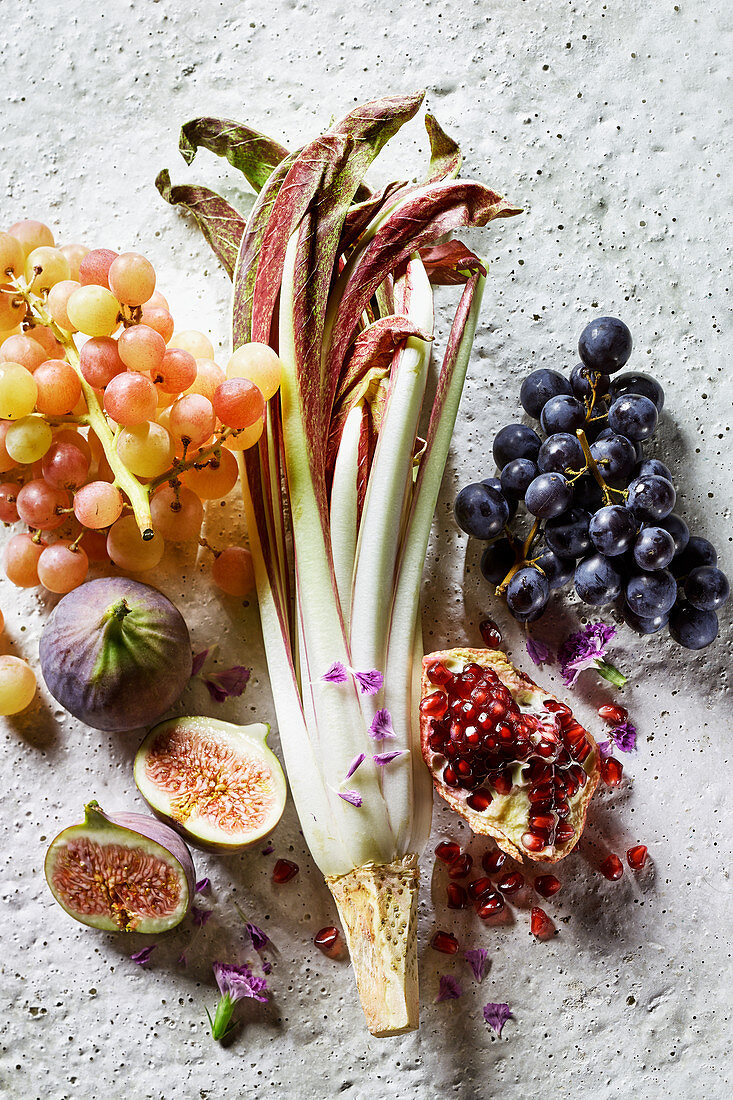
[179,116,289,193]
[155,170,246,279]
[419,241,487,284]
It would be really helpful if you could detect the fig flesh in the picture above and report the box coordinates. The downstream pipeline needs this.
[134,716,287,852]
[420,647,600,863]
[39,577,192,731]
[44,801,195,932]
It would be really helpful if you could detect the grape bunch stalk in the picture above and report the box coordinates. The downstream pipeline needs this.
[454,316,729,650]
[0,219,284,601]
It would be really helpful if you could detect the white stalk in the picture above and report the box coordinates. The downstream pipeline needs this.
[329,402,363,630]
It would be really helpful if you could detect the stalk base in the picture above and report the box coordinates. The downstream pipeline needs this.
[326,853,419,1037]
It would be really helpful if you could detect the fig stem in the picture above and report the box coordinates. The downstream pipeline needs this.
[108,599,132,622]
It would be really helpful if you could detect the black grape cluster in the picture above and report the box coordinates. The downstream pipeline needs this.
[454,316,729,649]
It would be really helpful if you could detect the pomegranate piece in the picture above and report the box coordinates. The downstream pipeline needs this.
[435,840,461,865]
[314,926,343,957]
[479,618,503,648]
[476,892,505,919]
[626,844,648,871]
[446,883,468,909]
[534,874,562,898]
[466,876,494,901]
[599,854,624,881]
[431,930,459,955]
[466,789,493,812]
[496,871,524,895]
[530,906,555,939]
[448,853,473,879]
[597,703,628,724]
[601,757,624,787]
[272,858,299,884]
[482,849,508,875]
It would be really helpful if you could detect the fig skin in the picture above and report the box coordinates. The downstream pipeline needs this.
[44,801,195,933]
[39,577,192,731]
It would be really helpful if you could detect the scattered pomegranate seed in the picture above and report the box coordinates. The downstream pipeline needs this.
[431,930,459,954]
[314,926,343,957]
[482,849,508,875]
[534,874,562,898]
[626,844,648,870]
[597,703,628,724]
[496,871,524,895]
[599,854,624,881]
[476,892,505,919]
[272,858,299,884]
[530,906,554,938]
[435,840,461,865]
[601,757,624,787]
[466,789,493,812]
[466,876,494,901]
[448,853,473,879]
[446,883,468,909]
[479,618,503,648]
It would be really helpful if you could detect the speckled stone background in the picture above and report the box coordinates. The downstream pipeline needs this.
[1,1,731,1097]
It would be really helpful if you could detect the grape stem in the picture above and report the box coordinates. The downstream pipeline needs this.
[575,428,625,506]
[146,430,233,492]
[495,516,542,596]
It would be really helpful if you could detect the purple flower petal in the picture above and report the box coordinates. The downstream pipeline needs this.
[213,961,268,1004]
[344,753,366,780]
[338,789,363,807]
[372,750,407,766]
[435,975,462,1003]
[322,661,349,684]
[204,665,251,702]
[464,947,489,982]
[597,740,613,759]
[369,708,396,740]
[261,842,275,855]
[483,1002,513,1036]
[244,922,270,952]
[558,622,617,687]
[192,905,213,928]
[195,877,211,896]
[353,668,383,696]
[130,945,156,965]
[526,637,551,667]
[191,648,210,677]
[177,952,188,968]
[262,960,272,975]
[609,719,637,753]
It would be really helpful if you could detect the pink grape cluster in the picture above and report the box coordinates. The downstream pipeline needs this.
[0,218,280,599]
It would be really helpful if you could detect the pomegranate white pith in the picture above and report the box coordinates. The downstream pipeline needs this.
[420,648,600,864]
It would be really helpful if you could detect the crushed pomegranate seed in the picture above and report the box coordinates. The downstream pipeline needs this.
[597,703,628,724]
[496,871,524,895]
[626,844,648,870]
[599,854,624,881]
[530,906,554,938]
[482,849,508,875]
[431,930,459,954]
[272,858,299,884]
[479,619,503,648]
[476,892,505,919]
[466,876,494,901]
[534,874,562,898]
[446,883,468,909]
[448,853,473,879]
[435,840,461,865]
[601,757,623,787]
[314,926,342,957]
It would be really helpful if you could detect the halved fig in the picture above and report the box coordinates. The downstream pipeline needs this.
[45,801,195,932]
[420,647,600,863]
[134,716,287,852]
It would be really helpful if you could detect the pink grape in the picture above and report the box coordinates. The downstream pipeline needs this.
[0,422,16,473]
[154,348,197,394]
[103,372,157,426]
[4,533,45,587]
[28,326,65,359]
[59,243,89,280]
[37,541,89,593]
[146,290,169,311]
[0,335,47,373]
[168,394,215,447]
[118,324,166,373]
[47,279,81,331]
[140,306,174,343]
[41,439,90,490]
[186,359,225,402]
[73,481,123,529]
[150,484,203,542]
[0,481,20,522]
[16,479,69,530]
[79,336,126,388]
[108,252,156,307]
[181,447,238,500]
[33,360,82,416]
[54,428,91,464]
[213,378,265,430]
[8,220,54,257]
[78,248,118,288]
[211,546,256,597]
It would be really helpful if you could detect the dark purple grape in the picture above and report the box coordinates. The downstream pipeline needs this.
[492,424,541,469]
[608,393,658,441]
[684,566,729,612]
[633,527,675,571]
[634,457,673,481]
[454,484,510,540]
[500,458,537,500]
[544,507,592,558]
[533,548,575,589]
[671,535,717,577]
[625,570,677,617]
[609,371,664,411]
[540,395,586,436]
[622,605,670,634]
[525,473,573,519]
[578,316,632,374]
[590,434,637,481]
[657,513,689,556]
[480,539,516,585]
[669,602,719,649]
[626,475,676,521]
[570,362,610,402]
[506,566,549,618]
[589,505,638,557]
[520,369,573,419]
[573,476,604,512]
[537,432,585,475]
[574,553,624,605]
[481,477,518,519]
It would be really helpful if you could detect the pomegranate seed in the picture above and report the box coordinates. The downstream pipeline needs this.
[542,699,571,715]
[272,858,299,884]
[492,770,513,796]
[555,823,575,844]
[448,853,473,879]
[427,661,452,686]
[420,690,448,718]
[476,892,505,919]
[528,783,553,803]
[497,871,524,895]
[479,618,503,648]
[528,812,556,831]
[599,854,624,881]
[530,906,554,938]
[601,757,623,787]
[466,876,494,901]
[314,926,343,957]
[626,844,648,870]
[598,703,628,724]
[466,789,493,812]
[527,759,552,782]
[443,764,459,787]
[428,732,445,751]
[522,832,547,853]
[570,739,592,763]
[534,874,561,898]
[481,850,507,875]
[446,883,468,909]
[431,930,459,954]
[435,840,461,864]
[535,738,558,759]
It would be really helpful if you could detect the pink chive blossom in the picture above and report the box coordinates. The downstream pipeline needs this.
[344,753,366,780]
[464,947,489,982]
[372,750,407,766]
[130,945,156,965]
[558,623,626,688]
[369,708,396,740]
[338,789,363,807]
[204,665,251,702]
[244,922,270,953]
[526,637,551,668]
[192,905,213,928]
[191,649,210,677]
[195,877,211,896]
[353,668,383,696]
[322,661,349,684]
[434,975,462,1003]
[483,1002,513,1036]
[608,719,637,753]
[213,962,268,1004]
[261,842,275,855]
